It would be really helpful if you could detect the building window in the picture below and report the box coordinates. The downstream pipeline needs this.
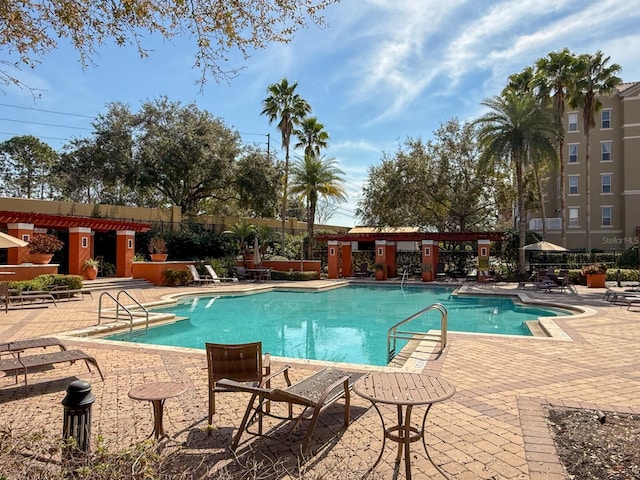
[601,110,611,129]
[601,206,612,226]
[568,144,578,163]
[568,113,578,132]
[601,142,611,162]
[569,175,579,195]
[601,174,612,194]
[568,208,579,227]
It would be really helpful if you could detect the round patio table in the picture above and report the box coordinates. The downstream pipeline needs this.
[128,381,187,440]
[353,372,456,479]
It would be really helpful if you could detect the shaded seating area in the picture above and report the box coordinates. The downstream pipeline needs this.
[187,265,217,286]
[204,265,238,283]
[353,262,371,278]
[218,366,365,453]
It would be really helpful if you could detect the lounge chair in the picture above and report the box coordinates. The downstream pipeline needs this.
[205,341,271,426]
[0,349,104,395]
[0,337,67,354]
[218,366,365,453]
[353,262,370,278]
[187,265,217,286]
[204,265,238,283]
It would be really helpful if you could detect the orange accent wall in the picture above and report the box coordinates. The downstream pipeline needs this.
[132,261,194,285]
[327,241,339,279]
[385,243,397,278]
[340,242,352,278]
[116,231,135,277]
[68,227,92,275]
[7,224,33,265]
[0,264,58,281]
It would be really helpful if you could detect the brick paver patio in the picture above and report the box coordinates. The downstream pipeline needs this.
[1,280,638,478]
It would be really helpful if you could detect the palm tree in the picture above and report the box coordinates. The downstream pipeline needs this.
[473,91,557,274]
[289,155,346,258]
[293,117,329,158]
[535,48,577,247]
[261,78,312,256]
[569,51,621,252]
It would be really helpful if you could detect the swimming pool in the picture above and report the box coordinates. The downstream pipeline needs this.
[106,285,566,366]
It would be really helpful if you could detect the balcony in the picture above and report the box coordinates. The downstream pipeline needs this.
[529,218,562,231]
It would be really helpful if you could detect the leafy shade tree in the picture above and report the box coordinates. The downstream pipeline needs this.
[293,117,329,158]
[261,78,312,255]
[357,119,503,232]
[55,138,102,203]
[234,146,281,218]
[534,48,578,247]
[289,155,346,258]
[0,0,339,91]
[473,92,557,274]
[136,97,241,214]
[0,135,58,198]
[569,51,621,252]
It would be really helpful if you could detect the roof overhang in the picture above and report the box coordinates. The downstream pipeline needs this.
[0,210,151,233]
[317,230,505,242]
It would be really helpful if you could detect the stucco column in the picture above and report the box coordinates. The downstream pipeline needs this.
[375,240,387,279]
[7,223,33,265]
[421,240,435,281]
[116,230,136,277]
[340,242,352,278]
[478,239,491,269]
[68,227,92,275]
[386,241,397,278]
[327,240,339,279]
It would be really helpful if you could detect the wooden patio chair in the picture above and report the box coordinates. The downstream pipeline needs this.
[218,366,365,453]
[206,342,271,432]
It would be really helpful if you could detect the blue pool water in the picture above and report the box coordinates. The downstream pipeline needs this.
[107,285,565,366]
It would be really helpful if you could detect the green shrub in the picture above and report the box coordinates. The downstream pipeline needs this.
[9,274,83,292]
[163,269,192,287]
[270,270,318,281]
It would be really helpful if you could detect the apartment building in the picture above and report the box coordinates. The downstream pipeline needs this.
[530,81,640,252]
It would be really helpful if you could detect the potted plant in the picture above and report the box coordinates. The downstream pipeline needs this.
[148,236,168,262]
[82,258,99,280]
[581,263,608,288]
[421,263,433,282]
[27,233,64,264]
[374,263,386,281]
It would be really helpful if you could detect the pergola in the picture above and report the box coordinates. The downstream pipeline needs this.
[317,229,505,280]
[0,210,151,278]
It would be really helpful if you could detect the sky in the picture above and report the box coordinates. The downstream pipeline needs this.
[1,0,639,227]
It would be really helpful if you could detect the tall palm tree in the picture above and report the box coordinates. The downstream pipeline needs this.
[473,91,557,274]
[261,78,312,255]
[293,117,329,158]
[289,155,346,258]
[535,48,577,247]
[569,51,621,252]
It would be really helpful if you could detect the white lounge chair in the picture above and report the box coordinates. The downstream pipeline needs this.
[187,265,217,286]
[204,265,238,283]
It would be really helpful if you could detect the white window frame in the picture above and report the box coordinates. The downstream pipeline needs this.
[601,174,612,194]
[601,109,611,129]
[568,143,578,164]
[568,207,579,227]
[601,206,612,227]
[568,175,579,195]
[568,113,578,132]
[601,141,611,162]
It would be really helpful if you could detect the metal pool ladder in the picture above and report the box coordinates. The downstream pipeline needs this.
[98,290,149,336]
[387,303,447,363]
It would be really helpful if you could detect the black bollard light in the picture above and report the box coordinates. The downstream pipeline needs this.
[62,380,95,452]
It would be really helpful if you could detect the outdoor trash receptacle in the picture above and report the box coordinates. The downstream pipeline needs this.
[62,380,95,452]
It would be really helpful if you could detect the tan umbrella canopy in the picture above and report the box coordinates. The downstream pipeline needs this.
[0,232,29,248]
[253,237,262,266]
[522,240,568,252]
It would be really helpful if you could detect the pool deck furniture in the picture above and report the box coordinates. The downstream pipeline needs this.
[0,337,67,354]
[353,372,456,480]
[204,265,238,283]
[0,349,104,395]
[187,265,217,286]
[245,268,271,282]
[218,366,365,453]
[128,381,187,440]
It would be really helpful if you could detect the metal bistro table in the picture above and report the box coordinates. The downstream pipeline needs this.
[128,381,187,441]
[353,372,456,479]
[245,268,271,282]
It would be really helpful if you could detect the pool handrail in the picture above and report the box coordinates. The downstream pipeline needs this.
[387,303,447,363]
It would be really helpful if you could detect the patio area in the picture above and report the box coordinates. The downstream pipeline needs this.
[1,280,639,479]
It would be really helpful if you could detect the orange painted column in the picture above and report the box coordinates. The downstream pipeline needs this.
[327,240,339,279]
[116,230,136,277]
[375,240,387,279]
[478,239,491,282]
[340,242,352,278]
[421,240,435,281]
[386,241,397,278]
[68,227,92,275]
[7,223,34,265]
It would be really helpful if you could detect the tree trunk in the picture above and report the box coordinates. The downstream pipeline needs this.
[534,164,547,240]
[585,129,591,253]
[516,157,527,274]
[280,144,290,256]
[558,136,567,247]
[307,200,316,259]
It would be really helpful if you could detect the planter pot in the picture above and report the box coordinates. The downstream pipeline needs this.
[28,253,54,264]
[586,273,606,288]
[150,254,168,262]
[422,271,433,282]
[375,270,386,281]
[83,265,98,280]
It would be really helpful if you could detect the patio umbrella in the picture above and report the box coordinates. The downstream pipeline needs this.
[0,232,28,248]
[253,237,262,267]
[522,241,568,252]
